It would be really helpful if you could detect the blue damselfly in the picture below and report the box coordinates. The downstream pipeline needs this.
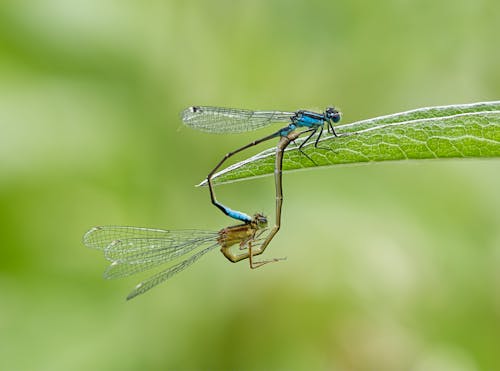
[181,106,341,222]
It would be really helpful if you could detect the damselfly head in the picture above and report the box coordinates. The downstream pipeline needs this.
[325,107,341,123]
[252,213,268,228]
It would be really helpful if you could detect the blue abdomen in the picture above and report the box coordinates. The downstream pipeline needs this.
[279,123,296,136]
[226,208,252,223]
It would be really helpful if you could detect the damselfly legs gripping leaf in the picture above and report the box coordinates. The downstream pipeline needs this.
[181,106,341,223]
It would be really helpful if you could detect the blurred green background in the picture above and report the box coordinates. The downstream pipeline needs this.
[1,1,499,370]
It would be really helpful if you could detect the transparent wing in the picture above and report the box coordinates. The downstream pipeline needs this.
[125,232,270,300]
[181,106,294,133]
[83,226,217,278]
[103,235,217,279]
[125,243,218,300]
[83,226,215,253]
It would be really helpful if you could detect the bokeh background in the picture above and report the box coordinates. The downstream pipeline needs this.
[1,1,499,370]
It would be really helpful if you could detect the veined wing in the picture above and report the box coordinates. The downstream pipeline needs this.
[84,225,269,300]
[104,235,217,279]
[181,106,294,133]
[83,226,217,278]
[83,226,215,253]
[125,233,269,300]
[125,243,218,300]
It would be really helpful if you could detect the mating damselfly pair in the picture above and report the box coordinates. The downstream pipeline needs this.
[83,106,341,299]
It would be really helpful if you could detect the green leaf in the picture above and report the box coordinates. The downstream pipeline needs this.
[201,101,500,186]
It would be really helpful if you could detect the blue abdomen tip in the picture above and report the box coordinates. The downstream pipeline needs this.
[226,208,252,223]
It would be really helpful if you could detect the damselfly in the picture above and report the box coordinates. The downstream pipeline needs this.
[181,106,341,223]
[83,213,272,300]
